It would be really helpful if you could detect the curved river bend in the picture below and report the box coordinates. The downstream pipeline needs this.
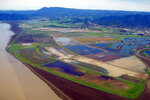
[0,23,61,100]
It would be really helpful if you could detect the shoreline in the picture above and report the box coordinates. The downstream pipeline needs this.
[20,60,150,100]
[23,62,72,100]
[6,21,68,100]
[0,22,62,100]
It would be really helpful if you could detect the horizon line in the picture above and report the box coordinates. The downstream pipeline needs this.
[0,6,150,13]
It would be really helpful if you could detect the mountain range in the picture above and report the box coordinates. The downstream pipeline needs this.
[0,7,150,28]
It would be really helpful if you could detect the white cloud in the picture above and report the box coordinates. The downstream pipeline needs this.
[0,0,150,11]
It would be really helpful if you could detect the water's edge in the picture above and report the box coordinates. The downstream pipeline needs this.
[0,22,62,100]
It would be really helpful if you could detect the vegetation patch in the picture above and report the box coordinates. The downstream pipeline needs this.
[75,37,116,43]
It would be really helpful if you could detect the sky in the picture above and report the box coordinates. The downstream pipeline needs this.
[0,0,150,12]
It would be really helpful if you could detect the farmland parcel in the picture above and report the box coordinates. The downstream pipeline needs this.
[7,19,150,99]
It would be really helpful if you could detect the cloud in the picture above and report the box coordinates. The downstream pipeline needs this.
[0,0,150,11]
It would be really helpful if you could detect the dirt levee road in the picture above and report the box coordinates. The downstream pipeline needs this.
[0,23,61,100]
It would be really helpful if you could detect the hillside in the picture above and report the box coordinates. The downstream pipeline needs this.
[0,7,150,28]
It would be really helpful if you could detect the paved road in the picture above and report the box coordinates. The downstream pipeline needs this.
[0,23,61,100]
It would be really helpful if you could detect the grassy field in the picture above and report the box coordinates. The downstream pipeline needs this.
[75,37,116,43]
[21,19,76,28]
[111,34,147,41]
[62,32,105,37]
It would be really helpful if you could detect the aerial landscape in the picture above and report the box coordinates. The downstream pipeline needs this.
[1,0,150,100]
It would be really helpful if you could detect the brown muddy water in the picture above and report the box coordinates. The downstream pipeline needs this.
[0,23,61,100]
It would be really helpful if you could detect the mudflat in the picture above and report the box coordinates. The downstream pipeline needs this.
[0,23,61,100]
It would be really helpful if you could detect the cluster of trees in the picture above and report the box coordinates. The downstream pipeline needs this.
[0,14,28,20]
[93,14,150,28]
[0,7,150,28]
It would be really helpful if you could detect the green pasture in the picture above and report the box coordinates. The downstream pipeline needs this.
[111,34,147,40]
[23,28,50,35]
[63,32,105,37]
[23,19,73,28]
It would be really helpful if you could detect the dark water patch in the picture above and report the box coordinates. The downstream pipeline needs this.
[97,75,116,81]
[64,45,103,55]
[43,61,84,76]
[92,43,109,48]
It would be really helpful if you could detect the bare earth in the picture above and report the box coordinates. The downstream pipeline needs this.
[0,23,61,100]
[107,56,147,73]
[45,47,74,59]
[73,56,147,79]
[32,27,100,33]
[147,80,150,90]
[45,47,147,79]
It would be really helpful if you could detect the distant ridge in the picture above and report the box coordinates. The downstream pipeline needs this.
[0,7,149,16]
[0,7,150,28]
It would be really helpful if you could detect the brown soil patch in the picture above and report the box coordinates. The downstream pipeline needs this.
[146,80,150,90]
[25,63,150,100]
[75,37,115,43]
[111,82,130,89]
[73,56,146,78]
[107,56,147,74]
[32,27,100,33]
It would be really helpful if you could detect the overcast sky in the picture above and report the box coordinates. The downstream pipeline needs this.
[0,0,150,11]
